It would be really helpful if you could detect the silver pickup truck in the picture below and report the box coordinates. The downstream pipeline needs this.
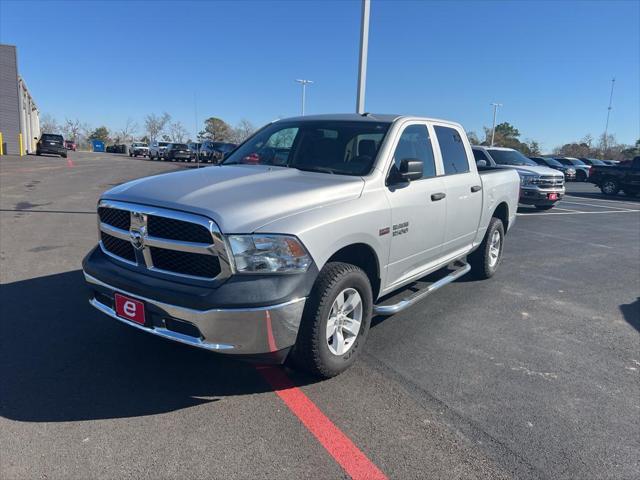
[83,114,520,377]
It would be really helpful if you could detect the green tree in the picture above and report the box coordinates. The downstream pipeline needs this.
[200,117,233,141]
[89,126,110,142]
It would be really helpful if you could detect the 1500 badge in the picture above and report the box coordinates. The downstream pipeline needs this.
[392,221,409,236]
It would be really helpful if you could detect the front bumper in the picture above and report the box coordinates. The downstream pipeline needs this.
[84,271,306,358]
[519,186,565,205]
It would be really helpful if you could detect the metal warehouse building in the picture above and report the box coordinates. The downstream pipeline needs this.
[0,44,40,155]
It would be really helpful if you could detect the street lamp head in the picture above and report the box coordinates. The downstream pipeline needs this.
[295,79,314,85]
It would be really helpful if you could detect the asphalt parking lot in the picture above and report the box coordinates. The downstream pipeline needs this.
[1,152,638,480]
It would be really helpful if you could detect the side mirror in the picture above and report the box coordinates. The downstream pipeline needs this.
[476,159,487,168]
[399,158,423,181]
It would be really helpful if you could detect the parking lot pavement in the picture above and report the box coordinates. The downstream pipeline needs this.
[1,153,639,479]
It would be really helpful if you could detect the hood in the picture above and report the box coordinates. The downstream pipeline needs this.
[102,165,365,233]
[496,164,564,177]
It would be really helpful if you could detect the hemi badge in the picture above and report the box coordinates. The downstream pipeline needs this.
[379,227,390,236]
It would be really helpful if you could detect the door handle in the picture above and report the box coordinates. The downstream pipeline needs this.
[471,185,482,193]
[431,192,446,201]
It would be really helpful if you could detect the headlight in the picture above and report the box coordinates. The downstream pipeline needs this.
[520,174,538,186]
[227,234,312,273]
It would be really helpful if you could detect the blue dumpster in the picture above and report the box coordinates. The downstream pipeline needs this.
[92,140,105,152]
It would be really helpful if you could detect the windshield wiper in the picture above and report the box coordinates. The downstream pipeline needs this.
[291,165,336,174]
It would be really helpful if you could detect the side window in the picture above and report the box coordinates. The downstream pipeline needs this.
[391,124,436,179]
[435,126,470,175]
[473,149,488,161]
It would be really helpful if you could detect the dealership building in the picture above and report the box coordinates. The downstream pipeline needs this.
[0,44,40,155]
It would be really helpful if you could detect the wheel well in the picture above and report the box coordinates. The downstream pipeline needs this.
[493,202,509,230]
[326,243,380,299]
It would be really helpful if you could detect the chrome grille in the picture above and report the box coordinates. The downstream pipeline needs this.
[100,231,136,262]
[535,175,564,188]
[99,207,130,230]
[97,200,230,281]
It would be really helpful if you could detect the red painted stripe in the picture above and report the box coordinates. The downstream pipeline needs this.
[257,366,387,480]
[264,311,277,352]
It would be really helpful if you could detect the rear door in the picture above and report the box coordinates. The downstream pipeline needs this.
[383,122,447,289]
[432,123,483,258]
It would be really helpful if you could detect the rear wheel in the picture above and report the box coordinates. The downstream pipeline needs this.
[469,217,504,280]
[600,179,620,196]
[290,262,372,378]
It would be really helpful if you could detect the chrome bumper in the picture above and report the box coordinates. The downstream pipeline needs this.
[83,272,306,355]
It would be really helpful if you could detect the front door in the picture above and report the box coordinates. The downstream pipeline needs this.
[384,123,447,290]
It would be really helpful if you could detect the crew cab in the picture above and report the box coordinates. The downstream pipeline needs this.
[83,114,519,378]
[36,133,67,158]
[473,146,564,210]
[589,156,640,196]
[148,141,169,160]
[129,142,149,157]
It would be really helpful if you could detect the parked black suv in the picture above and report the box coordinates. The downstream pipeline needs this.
[163,143,191,162]
[200,141,237,163]
[36,134,67,158]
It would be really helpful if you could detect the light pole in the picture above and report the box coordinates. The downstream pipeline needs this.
[603,77,616,156]
[490,102,503,147]
[295,79,313,116]
[356,0,371,114]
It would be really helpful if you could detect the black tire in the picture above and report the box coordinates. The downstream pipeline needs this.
[468,217,505,280]
[576,170,587,182]
[600,178,620,196]
[535,204,554,211]
[290,262,373,378]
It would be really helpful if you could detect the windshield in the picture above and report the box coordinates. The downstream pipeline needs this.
[542,157,562,167]
[488,149,538,166]
[588,158,606,165]
[567,158,586,166]
[42,134,63,142]
[223,120,391,175]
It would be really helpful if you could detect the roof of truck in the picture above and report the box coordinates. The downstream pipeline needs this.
[276,113,459,125]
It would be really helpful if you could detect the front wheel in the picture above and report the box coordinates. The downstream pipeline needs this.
[290,262,372,378]
[600,179,620,196]
[469,217,504,280]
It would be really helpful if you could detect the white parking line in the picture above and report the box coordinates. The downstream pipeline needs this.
[552,207,582,213]
[518,209,640,216]
[558,200,636,211]
[564,195,640,207]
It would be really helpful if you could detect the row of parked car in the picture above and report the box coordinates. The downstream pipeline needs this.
[128,140,238,163]
[471,146,637,210]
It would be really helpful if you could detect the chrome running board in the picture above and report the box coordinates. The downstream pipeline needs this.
[373,262,471,316]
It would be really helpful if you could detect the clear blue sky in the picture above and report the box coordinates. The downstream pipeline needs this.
[1,0,638,150]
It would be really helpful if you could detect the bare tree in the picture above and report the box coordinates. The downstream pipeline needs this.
[63,118,82,142]
[169,121,188,142]
[117,118,139,144]
[230,119,256,143]
[144,112,171,142]
[40,113,60,134]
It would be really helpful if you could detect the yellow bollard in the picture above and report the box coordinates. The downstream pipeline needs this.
[18,133,24,156]
[0,132,3,155]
